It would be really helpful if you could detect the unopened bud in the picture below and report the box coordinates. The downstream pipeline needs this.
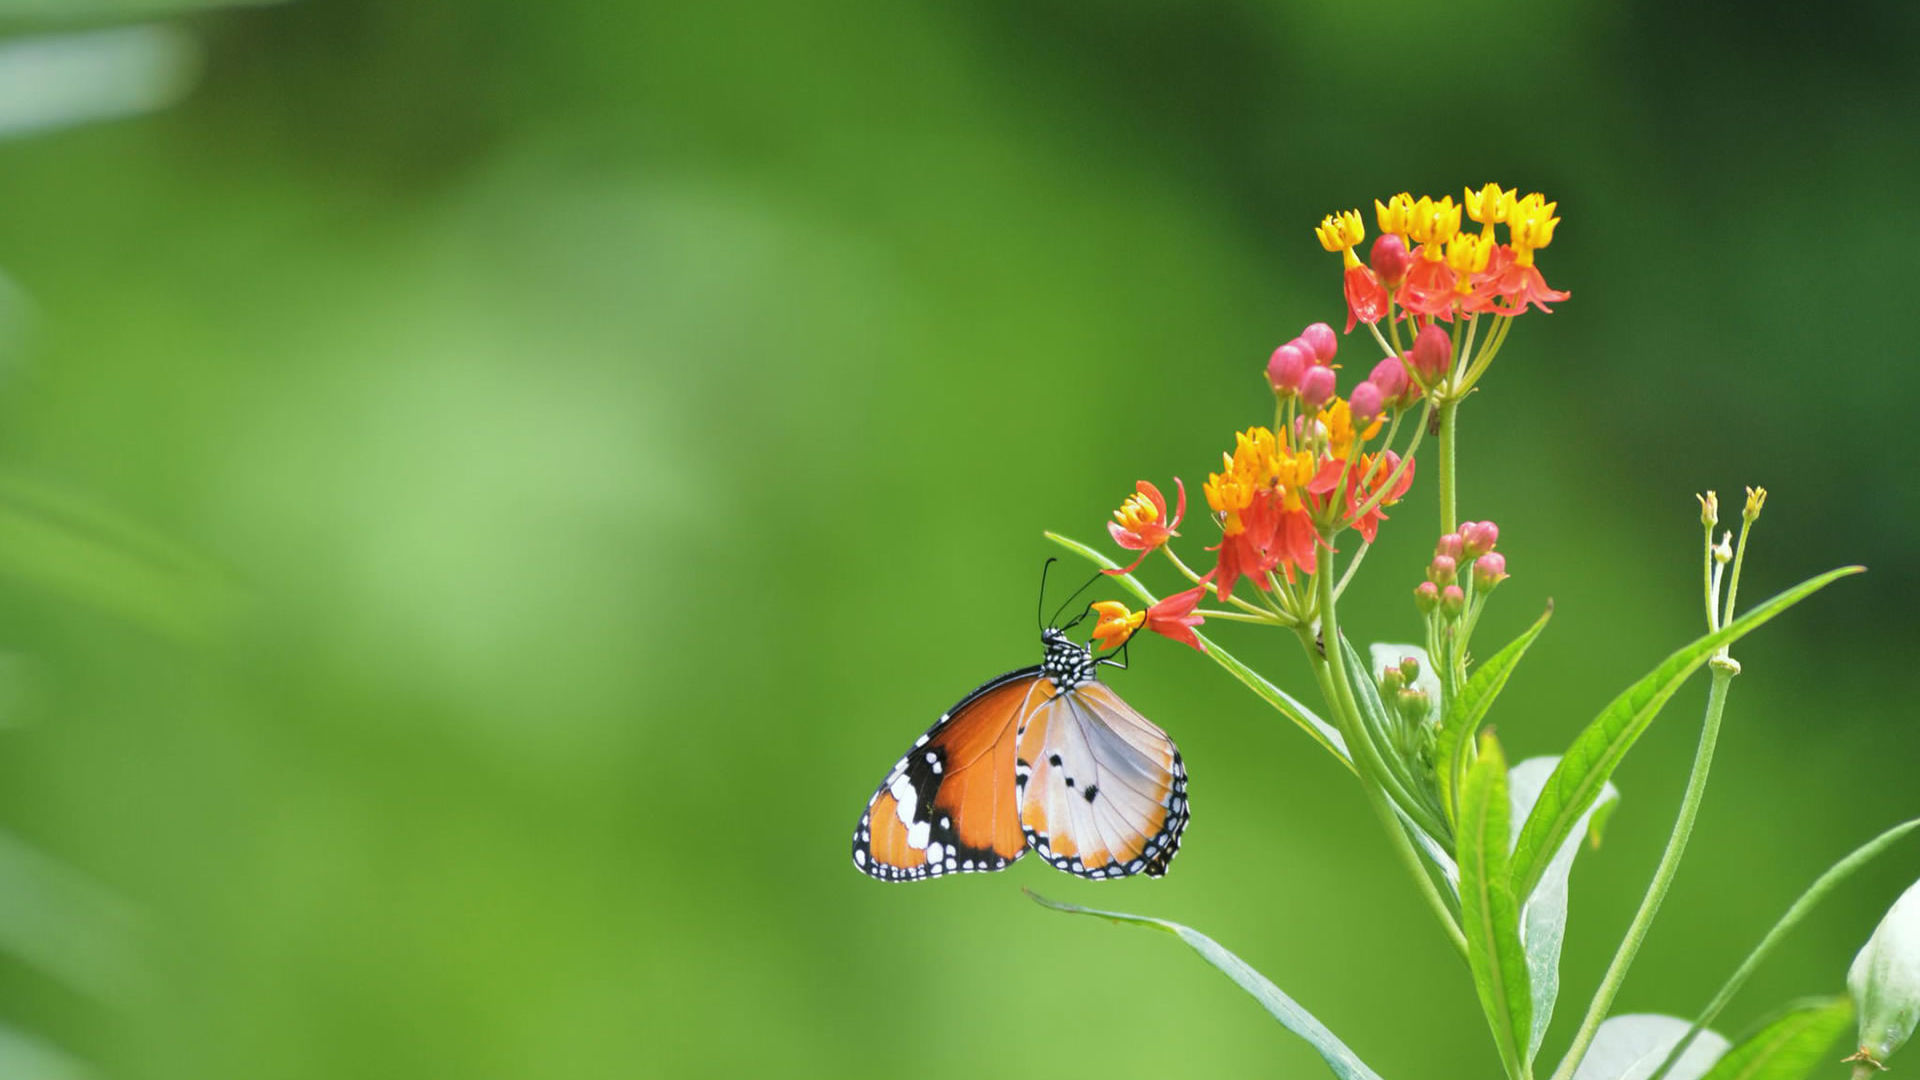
[1395,687,1431,726]
[1368,356,1410,404]
[1378,666,1405,696]
[1473,552,1508,590]
[1848,877,1920,1070]
[1369,233,1412,288]
[1267,343,1310,395]
[1410,323,1453,383]
[1697,490,1719,528]
[1300,365,1337,410]
[1713,531,1733,565]
[1435,533,1465,560]
[1349,380,1384,423]
[1299,322,1338,363]
[1440,584,1466,618]
[1398,656,1421,682]
[1460,520,1500,557]
[1743,485,1767,523]
[1414,580,1439,614]
[1428,555,1458,585]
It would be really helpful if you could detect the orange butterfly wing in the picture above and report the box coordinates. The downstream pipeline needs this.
[852,670,1046,882]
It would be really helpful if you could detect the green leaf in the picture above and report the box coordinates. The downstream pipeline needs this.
[1043,530,1351,771]
[1459,733,1532,1079]
[1696,998,1853,1080]
[1340,636,1448,842]
[1026,890,1385,1080]
[0,1023,87,1080]
[1437,603,1553,826]
[1509,756,1620,1064]
[1571,1015,1730,1080]
[1511,566,1860,900]
[0,471,240,640]
[1647,819,1920,1080]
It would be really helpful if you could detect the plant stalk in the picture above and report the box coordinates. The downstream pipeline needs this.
[1550,660,1738,1080]
[1312,561,1467,957]
[1437,396,1461,535]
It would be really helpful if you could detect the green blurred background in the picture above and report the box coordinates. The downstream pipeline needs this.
[0,0,1912,1076]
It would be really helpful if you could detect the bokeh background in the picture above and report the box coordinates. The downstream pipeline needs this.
[0,0,1912,1076]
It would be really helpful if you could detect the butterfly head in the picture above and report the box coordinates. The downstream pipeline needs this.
[1039,627,1098,689]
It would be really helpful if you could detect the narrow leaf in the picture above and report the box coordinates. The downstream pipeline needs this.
[1571,1015,1730,1080]
[1459,733,1533,1079]
[1044,530,1351,770]
[1648,819,1920,1080]
[1338,636,1450,842]
[1696,998,1852,1080]
[1026,890,1385,1080]
[1509,756,1620,1064]
[1511,567,1860,899]
[1438,603,1553,825]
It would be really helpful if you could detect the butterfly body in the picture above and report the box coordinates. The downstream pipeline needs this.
[852,628,1189,883]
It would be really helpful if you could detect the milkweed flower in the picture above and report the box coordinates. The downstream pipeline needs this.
[1087,589,1209,653]
[1106,479,1185,574]
[1145,585,1208,652]
[1089,600,1146,652]
[1344,451,1413,542]
[1317,210,1387,332]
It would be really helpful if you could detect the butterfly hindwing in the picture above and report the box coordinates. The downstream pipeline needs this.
[1016,680,1189,879]
[852,669,1043,882]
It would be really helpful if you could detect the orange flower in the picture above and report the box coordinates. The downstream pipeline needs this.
[1088,600,1146,652]
[1346,451,1414,542]
[1145,585,1207,652]
[1105,478,1185,575]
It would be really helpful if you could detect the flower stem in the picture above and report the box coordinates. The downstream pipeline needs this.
[1549,659,1739,1080]
[1437,396,1461,535]
[1311,560,1467,957]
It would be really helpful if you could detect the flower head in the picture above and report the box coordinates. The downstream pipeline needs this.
[1106,479,1186,574]
[1315,209,1366,268]
[1088,600,1145,652]
[1145,585,1208,652]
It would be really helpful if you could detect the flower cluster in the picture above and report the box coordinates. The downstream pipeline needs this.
[1318,185,1569,334]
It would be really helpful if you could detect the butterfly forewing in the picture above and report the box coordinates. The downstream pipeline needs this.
[1017,680,1189,879]
[852,669,1044,882]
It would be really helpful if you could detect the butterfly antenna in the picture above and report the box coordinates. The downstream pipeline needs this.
[1047,569,1104,629]
[1036,557,1058,630]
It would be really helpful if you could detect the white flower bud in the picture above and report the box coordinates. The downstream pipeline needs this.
[1848,878,1920,1068]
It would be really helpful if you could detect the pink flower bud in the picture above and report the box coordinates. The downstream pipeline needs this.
[1440,584,1466,618]
[1299,322,1338,363]
[1370,233,1411,288]
[1435,533,1464,560]
[1413,580,1439,614]
[1267,343,1310,395]
[1410,323,1453,382]
[1461,520,1500,557]
[1427,554,1458,585]
[1368,356,1409,403]
[1300,365,1337,410]
[1399,656,1421,681]
[1378,666,1405,695]
[1473,552,1508,589]
[1349,380,1384,423]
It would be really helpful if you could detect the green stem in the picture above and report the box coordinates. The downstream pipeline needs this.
[1721,512,1757,640]
[1550,660,1738,1080]
[1437,396,1461,535]
[1313,561,1467,957]
[1701,511,1718,632]
[1646,815,1920,1080]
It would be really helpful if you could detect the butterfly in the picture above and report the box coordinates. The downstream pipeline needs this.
[850,613,1190,883]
